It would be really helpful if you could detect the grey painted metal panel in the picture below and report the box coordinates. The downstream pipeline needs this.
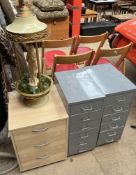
[103,103,130,116]
[85,64,136,95]
[69,110,102,125]
[100,119,127,132]
[55,68,105,105]
[102,111,129,123]
[69,118,101,133]
[97,128,123,146]
[103,92,134,106]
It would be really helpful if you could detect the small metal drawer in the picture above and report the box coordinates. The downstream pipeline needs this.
[69,129,98,155]
[69,127,99,140]
[103,103,130,116]
[102,111,129,124]
[69,110,102,125]
[104,92,133,107]
[70,100,103,115]
[68,141,92,156]
[100,119,126,132]
[97,130,122,146]
[69,119,101,133]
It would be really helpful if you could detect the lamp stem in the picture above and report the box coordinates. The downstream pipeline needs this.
[18,0,25,7]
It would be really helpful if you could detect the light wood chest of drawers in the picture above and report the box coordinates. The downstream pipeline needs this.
[8,86,68,172]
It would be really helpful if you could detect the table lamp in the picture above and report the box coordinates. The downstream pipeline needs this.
[6,0,53,106]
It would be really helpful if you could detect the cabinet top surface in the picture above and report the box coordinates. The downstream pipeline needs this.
[55,68,105,105]
[55,64,136,104]
[8,85,68,131]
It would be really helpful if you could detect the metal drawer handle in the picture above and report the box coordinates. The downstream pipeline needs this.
[78,149,87,153]
[110,124,118,129]
[34,142,49,148]
[117,98,126,102]
[105,138,114,143]
[112,116,121,121]
[32,127,48,133]
[36,155,49,160]
[108,132,116,137]
[81,133,89,139]
[81,127,89,131]
[82,118,91,122]
[113,107,123,112]
[79,142,87,146]
[81,106,93,112]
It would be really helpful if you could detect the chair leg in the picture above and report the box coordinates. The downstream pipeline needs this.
[122,60,126,75]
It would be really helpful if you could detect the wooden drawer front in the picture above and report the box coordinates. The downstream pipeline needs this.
[104,92,133,107]
[102,111,129,124]
[69,127,99,140]
[70,100,103,115]
[68,128,98,155]
[100,119,126,132]
[97,130,122,146]
[13,119,66,142]
[18,139,66,171]
[15,132,66,150]
[70,119,101,133]
[69,110,102,125]
[103,103,130,116]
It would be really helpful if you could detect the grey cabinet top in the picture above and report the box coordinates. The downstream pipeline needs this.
[85,64,136,96]
[55,68,105,105]
[55,64,136,104]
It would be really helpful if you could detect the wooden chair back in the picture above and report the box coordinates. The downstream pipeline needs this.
[44,36,76,55]
[74,32,108,54]
[92,42,132,74]
[52,50,95,78]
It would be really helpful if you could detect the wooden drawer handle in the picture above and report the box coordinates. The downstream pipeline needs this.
[34,142,49,148]
[32,127,48,133]
[36,155,49,160]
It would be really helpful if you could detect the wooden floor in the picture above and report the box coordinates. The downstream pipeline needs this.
[1,42,136,175]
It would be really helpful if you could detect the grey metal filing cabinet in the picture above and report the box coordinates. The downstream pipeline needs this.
[55,69,105,156]
[85,64,136,146]
[55,64,136,155]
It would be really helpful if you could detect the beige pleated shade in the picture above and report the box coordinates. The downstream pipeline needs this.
[6,6,47,34]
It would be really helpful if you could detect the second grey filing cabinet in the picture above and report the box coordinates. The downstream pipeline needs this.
[86,64,136,146]
[55,69,105,156]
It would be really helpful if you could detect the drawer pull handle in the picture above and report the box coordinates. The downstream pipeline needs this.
[81,106,93,112]
[110,124,118,129]
[108,132,116,137]
[82,118,91,122]
[32,127,48,133]
[112,116,121,121]
[79,142,87,146]
[37,155,49,160]
[81,127,89,131]
[79,149,87,153]
[105,138,114,143]
[117,98,126,102]
[113,107,123,112]
[81,134,89,139]
[34,142,49,148]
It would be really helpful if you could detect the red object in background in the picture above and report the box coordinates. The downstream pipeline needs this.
[113,18,136,65]
[67,0,82,37]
